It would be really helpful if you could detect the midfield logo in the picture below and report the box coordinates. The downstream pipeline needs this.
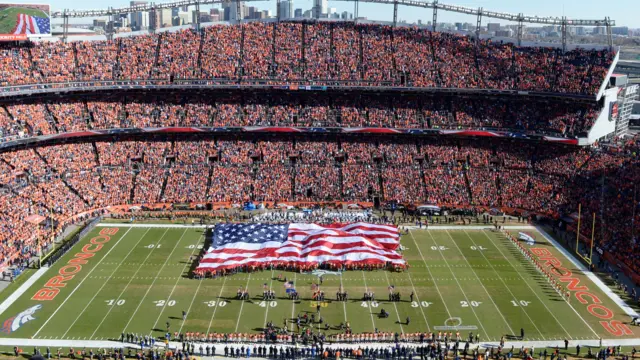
[1,304,43,334]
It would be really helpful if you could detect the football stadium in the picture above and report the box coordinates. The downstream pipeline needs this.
[0,0,639,359]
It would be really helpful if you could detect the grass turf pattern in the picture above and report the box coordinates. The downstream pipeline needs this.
[2,225,637,342]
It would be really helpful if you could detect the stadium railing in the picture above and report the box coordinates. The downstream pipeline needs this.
[0,79,596,101]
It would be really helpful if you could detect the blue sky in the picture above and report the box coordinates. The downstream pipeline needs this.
[49,0,637,27]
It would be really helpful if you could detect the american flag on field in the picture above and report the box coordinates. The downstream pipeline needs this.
[12,14,50,35]
[196,222,405,272]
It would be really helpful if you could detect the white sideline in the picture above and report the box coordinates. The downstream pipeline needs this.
[100,223,536,230]
[97,223,208,228]
[406,225,536,230]
[0,266,49,316]
[535,226,639,318]
[5,337,640,350]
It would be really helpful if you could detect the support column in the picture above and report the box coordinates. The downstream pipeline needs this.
[195,0,201,32]
[236,0,242,22]
[277,0,281,22]
[354,0,358,23]
[606,17,613,51]
[62,10,69,43]
[106,9,114,42]
[475,7,482,44]
[148,8,156,33]
[561,17,567,53]
[517,14,524,46]
[393,1,398,27]
[432,0,437,31]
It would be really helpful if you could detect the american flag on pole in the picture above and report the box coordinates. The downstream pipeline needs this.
[196,223,405,272]
[12,14,50,35]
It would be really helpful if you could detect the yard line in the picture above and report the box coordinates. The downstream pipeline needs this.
[404,270,430,332]
[442,229,514,336]
[483,230,597,338]
[262,269,275,329]
[382,271,404,335]
[408,230,454,319]
[177,235,207,335]
[62,228,152,338]
[205,276,227,335]
[423,230,490,337]
[360,271,377,331]
[289,272,297,331]
[461,230,546,340]
[121,228,190,334]
[177,275,204,335]
[234,274,252,333]
[33,227,134,338]
[149,233,203,336]
[339,272,347,322]
[90,228,170,338]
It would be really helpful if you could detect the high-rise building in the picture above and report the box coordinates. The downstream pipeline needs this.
[487,23,500,32]
[222,0,245,21]
[178,11,191,25]
[303,9,312,18]
[279,0,293,19]
[294,8,303,18]
[158,8,172,27]
[312,0,328,18]
[129,1,149,30]
[248,6,261,19]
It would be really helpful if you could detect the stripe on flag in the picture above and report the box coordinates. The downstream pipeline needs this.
[196,223,405,272]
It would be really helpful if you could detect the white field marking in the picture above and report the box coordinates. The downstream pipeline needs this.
[406,225,536,230]
[0,266,49,317]
[339,272,347,322]
[360,271,377,331]
[234,274,252,333]
[408,230,454,319]
[481,230,574,339]
[177,279,204,334]
[63,228,152,338]
[289,272,297,332]
[442,229,514,335]
[177,233,207,335]
[424,230,490,337]
[33,227,134,338]
[205,276,227,335]
[461,230,546,340]
[262,269,275,327]
[149,232,203,336]
[121,228,190,334]
[532,227,603,337]
[382,271,404,335]
[90,228,170,339]
[97,224,208,228]
[404,270,430,332]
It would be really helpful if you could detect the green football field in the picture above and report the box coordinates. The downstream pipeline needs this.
[2,224,638,343]
[0,6,49,34]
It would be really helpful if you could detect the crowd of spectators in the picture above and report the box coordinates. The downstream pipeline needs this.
[0,23,613,96]
[2,135,640,289]
[0,93,602,141]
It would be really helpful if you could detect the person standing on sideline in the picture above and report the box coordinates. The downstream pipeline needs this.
[182,311,187,321]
